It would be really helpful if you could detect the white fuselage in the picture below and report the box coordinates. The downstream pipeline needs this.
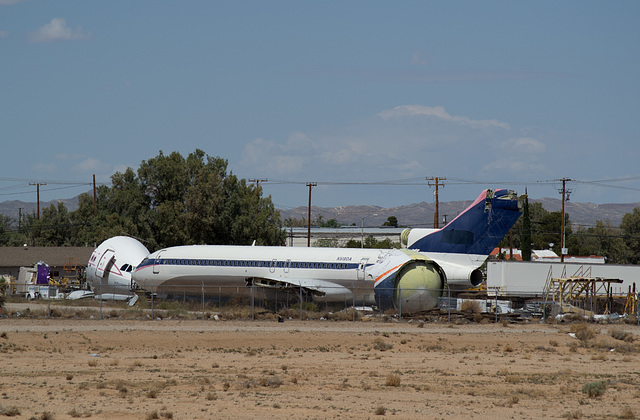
[134,245,388,304]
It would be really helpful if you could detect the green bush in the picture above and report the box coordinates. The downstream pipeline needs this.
[582,380,606,398]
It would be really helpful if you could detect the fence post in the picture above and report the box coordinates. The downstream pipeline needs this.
[494,289,498,324]
[151,285,154,320]
[99,280,103,320]
[251,284,255,321]
[352,282,355,322]
[299,285,303,321]
[202,280,205,320]
[398,286,402,321]
[447,286,451,323]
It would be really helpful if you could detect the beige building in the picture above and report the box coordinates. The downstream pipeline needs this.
[0,246,94,283]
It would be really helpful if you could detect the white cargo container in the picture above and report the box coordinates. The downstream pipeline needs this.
[487,261,640,297]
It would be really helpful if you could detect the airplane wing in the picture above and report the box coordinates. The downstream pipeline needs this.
[249,276,352,298]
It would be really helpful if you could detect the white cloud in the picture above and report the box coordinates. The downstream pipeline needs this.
[241,135,314,175]
[501,137,546,154]
[73,157,111,173]
[28,18,90,43]
[377,105,511,130]
[238,104,522,184]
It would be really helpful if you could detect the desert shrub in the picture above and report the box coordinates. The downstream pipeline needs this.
[385,374,401,387]
[374,405,387,415]
[460,300,483,313]
[263,376,283,387]
[570,323,599,342]
[327,308,360,321]
[619,407,635,419]
[218,306,253,320]
[610,328,635,343]
[67,408,91,418]
[373,338,393,352]
[564,411,583,419]
[292,302,319,312]
[0,405,21,416]
[582,380,606,398]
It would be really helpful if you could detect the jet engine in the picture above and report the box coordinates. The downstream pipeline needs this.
[371,250,446,313]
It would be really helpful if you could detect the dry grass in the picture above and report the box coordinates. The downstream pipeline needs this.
[620,407,636,419]
[460,300,483,313]
[569,323,599,342]
[610,328,635,343]
[2,317,639,419]
[372,338,393,351]
[385,374,401,387]
[374,405,387,415]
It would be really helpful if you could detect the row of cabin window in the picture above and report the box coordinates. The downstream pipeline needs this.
[159,259,352,270]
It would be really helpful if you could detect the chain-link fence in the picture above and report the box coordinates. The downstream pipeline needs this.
[4,282,639,323]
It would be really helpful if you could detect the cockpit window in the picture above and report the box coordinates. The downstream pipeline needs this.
[120,263,130,271]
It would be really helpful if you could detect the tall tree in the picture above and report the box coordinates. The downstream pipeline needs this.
[569,220,630,264]
[621,208,640,264]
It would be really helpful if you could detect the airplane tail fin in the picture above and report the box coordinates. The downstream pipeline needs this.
[405,189,522,256]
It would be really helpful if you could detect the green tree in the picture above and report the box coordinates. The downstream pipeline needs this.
[345,235,399,249]
[21,203,76,246]
[621,208,640,264]
[314,238,340,247]
[0,215,17,246]
[121,149,285,248]
[383,216,398,227]
[569,221,630,264]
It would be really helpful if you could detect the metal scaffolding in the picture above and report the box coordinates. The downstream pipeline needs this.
[543,276,623,316]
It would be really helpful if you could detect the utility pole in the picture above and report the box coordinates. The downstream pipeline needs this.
[249,178,268,189]
[18,207,23,233]
[306,182,317,247]
[93,174,97,217]
[29,182,46,220]
[426,177,446,228]
[558,178,572,263]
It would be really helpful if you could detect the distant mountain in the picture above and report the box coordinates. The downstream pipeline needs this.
[2,195,639,229]
[279,198,640,229]
[0,196,81,219]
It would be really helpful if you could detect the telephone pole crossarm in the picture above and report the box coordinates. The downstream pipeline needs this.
[426,177,446,228]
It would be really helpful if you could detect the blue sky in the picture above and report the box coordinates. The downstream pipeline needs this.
[2,0,639,211]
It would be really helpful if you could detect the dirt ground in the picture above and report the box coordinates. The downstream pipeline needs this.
[0,310,639,419]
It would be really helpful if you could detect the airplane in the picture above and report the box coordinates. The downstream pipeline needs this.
[85,189,522,312]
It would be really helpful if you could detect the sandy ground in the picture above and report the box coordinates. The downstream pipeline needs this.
[0,313,639,419]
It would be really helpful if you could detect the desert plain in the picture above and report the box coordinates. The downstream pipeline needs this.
[0,306,639,420]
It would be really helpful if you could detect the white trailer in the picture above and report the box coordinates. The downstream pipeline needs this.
[487,261,640,297]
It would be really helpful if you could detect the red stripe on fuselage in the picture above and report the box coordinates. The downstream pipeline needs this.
[374,264,402,286]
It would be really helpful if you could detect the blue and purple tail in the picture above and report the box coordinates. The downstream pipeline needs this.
[406,189,522,256]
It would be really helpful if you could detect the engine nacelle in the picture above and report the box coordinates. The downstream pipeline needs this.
[372,250,446,313]
[436,260,484,288]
